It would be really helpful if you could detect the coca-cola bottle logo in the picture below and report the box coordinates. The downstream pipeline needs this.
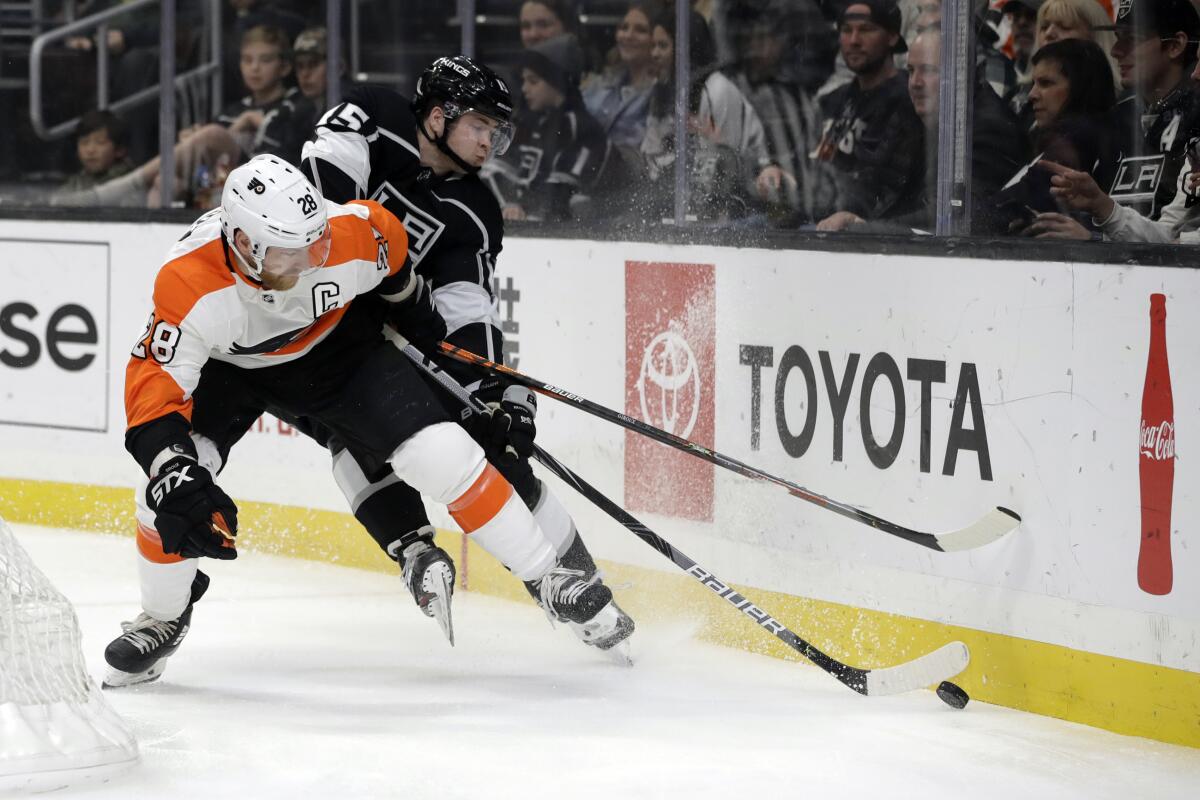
[1140,419,1177,461]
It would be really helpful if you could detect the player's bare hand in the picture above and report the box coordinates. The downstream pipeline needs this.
[1041,160,1114,220]
[502,204,527,221]
[1025,212,1092,240]
[816,210,865,232]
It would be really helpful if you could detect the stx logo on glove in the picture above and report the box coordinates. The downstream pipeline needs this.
[150,464,195,506]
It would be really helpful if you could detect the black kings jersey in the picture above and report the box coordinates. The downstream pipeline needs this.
[301,85,505,368]
[1109,80,1200,221]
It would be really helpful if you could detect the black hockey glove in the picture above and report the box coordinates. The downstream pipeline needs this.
[388,274,447,353]
[146,456,239,560]
[471,378,537,465]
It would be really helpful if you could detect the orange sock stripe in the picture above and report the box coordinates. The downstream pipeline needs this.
[447,464,514,533]
[136,522,186,564]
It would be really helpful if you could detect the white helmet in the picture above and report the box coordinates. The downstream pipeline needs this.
[220,154,328,278]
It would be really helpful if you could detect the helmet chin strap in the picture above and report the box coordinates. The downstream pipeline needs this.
[418,116,479,175]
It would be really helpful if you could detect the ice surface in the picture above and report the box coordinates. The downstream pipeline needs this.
[8,525,1199,799]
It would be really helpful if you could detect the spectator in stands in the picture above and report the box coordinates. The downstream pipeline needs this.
[814,0,926,231]
[723,0,838,224]
[483,34,625,222]
[583,1,663,149]
[53,25,315,208]
[638,9,780,220]
[520,0,576,47]
[1003,0,1043,112]
[902,25,1030,233]
[53,110,134,197]
[222,0,309,106]
[293,27,350,116]
[996,38,1118,237]
[1035,0,1121,91]
[1038,0,1200,241]
[518,2,604,79]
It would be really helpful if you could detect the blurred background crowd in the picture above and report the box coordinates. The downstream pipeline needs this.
[3,0,1200,243]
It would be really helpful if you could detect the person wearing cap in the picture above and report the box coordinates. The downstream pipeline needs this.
[814,0,926,231]
[293,27,352,117]
[483,34,625,221]
[1039,0,1200,242]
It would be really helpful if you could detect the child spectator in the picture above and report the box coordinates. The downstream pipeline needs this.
[55,110,135,196]
[293,27,351,116]
[815,0,926,231]
[53,24,316,208]
[483,35,626,221]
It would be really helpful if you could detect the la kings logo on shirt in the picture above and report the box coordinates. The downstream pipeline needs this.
[372,181,445,266]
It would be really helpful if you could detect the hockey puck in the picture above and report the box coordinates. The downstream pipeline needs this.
[936,681,970,709]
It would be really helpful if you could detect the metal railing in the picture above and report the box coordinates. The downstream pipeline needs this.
[28,0,221,140]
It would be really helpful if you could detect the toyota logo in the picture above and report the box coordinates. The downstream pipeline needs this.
[637,329,701,438]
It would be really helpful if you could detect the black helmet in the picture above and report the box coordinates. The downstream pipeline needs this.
[415,56,513,127]
[412,56,516,173]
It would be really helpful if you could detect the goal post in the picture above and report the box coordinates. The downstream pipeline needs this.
[0,517,138,791]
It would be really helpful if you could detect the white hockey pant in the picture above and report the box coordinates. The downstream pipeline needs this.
[387,422,557,580]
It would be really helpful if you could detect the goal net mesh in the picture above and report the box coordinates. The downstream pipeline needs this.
[0,517,137,788]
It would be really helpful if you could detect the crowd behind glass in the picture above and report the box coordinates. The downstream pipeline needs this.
[4,0,1200,245]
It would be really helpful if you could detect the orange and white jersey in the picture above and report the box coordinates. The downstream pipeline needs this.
[126,199,410,433]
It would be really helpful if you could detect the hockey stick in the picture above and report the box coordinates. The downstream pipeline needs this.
[436,342,1020,553]
[398,337,970,697]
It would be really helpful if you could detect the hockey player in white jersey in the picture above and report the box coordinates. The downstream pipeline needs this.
[104,155,616,686]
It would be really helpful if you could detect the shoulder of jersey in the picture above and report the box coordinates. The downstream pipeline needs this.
[344,84,417,133]
[155,209,236,311]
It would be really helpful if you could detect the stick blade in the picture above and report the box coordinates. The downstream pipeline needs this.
[864,641,970,697]
[935,507,1021,552]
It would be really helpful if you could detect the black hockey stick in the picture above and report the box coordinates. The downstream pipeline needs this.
[397,336,970,696]
[437,342,1020,553]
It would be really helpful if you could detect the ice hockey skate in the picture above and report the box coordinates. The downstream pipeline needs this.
[530,566,635,665]
[397,536,456,645]
[521,534,635,664]
[102,571,210,688]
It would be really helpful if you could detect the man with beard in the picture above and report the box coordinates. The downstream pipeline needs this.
[814,0,926,231]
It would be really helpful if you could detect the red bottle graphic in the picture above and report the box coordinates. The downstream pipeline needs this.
[1138,293,1175,595]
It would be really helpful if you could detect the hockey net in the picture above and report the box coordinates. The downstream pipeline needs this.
[0,516,137,790]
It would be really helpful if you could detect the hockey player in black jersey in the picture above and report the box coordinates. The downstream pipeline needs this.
[300,55,635,657]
